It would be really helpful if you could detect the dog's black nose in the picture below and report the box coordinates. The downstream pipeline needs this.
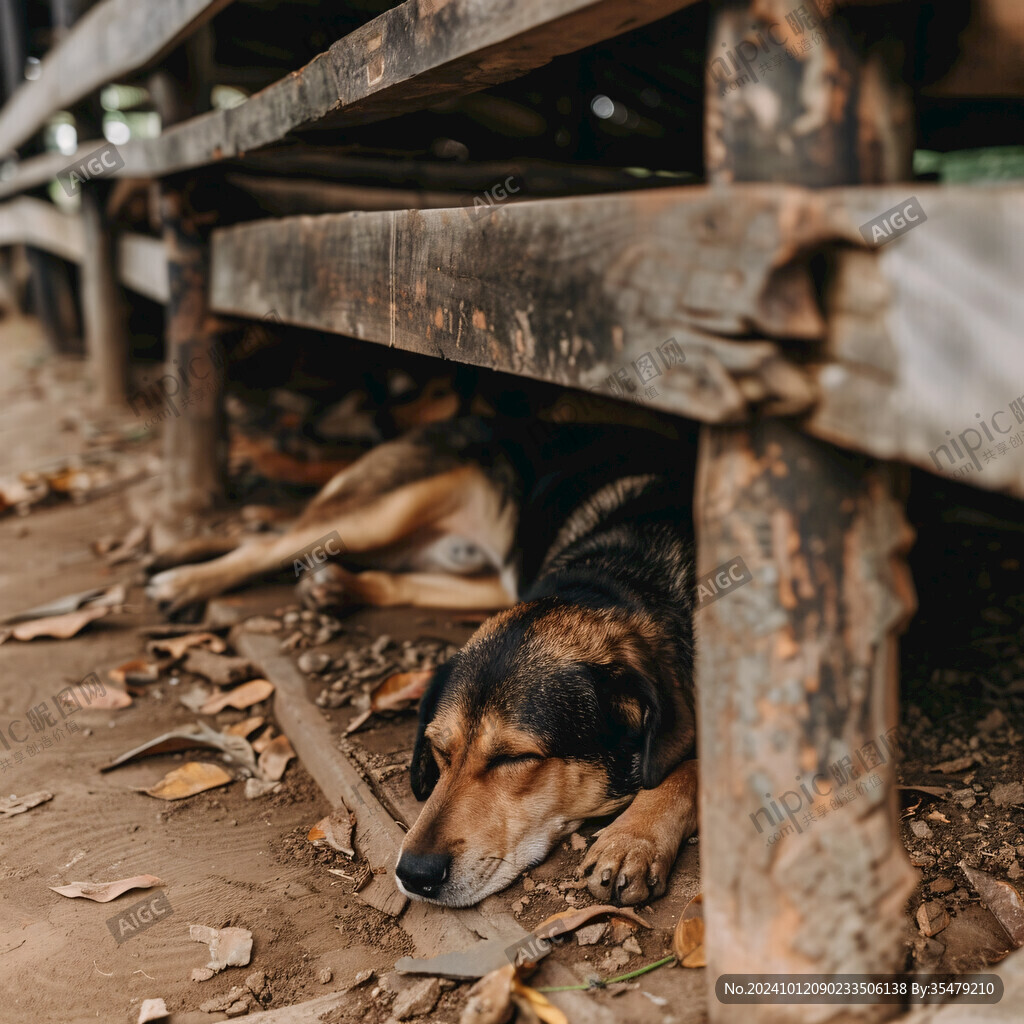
[396,852,451,898]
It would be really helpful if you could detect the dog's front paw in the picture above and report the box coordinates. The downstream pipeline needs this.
[295,562,359,612]
[146,566,213,613]
[579,831,672,905]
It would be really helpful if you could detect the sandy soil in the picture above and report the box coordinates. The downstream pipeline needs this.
[4,308,1023,1024]
[0,314,705,1024]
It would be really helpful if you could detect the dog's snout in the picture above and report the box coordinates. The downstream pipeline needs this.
[396,851,451,898]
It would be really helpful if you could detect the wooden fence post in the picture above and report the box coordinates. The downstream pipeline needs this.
[158,179,225,516]
[80,183,129,407]
[696,3,918,1020]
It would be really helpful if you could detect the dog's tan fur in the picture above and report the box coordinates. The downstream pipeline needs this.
[147,419,698,908]
[148,438,517,612]
[400,709,632,905]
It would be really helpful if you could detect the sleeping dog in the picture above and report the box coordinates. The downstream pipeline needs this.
[147,416,699,907]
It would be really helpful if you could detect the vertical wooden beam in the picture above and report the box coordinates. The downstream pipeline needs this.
[0,0,80,354]
[80,183,129,407]
[706,0,914,185]
[695,424,918,1020]
[152,35,223,519]
[697,3,918,1020]
[159,180,225,515]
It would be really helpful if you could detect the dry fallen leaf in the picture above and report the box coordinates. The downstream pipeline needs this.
[926,810,951,824]
[1,605,114,643]
[251,726,276,753]
[146,631,226,660]
[961,861,1024,947]
[50,874,163,903]
[0,790,53,818]
[512,976,569,1024]
[371,670,435,711]
[137,997,168,1024]
[101,722,257,775]
[345,670,436,735]
[82,685,133,709]
[460,964,567,1024]
[682,944,706,969]
[257,734,295,782]
[223,717,265,738]
[109,659,160,688]
[535,904,650,941]
[200,679,274,715]
[183,649,256,686]
[189,924,253,973]
[897,785,950,799]
[673,892,705,966]
[461,963,516,1024]
[0,584,125,625]
[144,762,234,800]
[308,810,354,856]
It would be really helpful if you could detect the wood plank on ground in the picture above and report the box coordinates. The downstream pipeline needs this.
[234,629,527,957]
[0,0,234,155]
[207,182,1024,499]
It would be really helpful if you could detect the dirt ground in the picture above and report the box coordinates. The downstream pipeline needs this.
[3,309,1024,1024]
[0,314,705,1024]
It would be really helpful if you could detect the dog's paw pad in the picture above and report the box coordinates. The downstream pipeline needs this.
[579,834,670,906]
[145,567,210,613]
[295,562,357,611]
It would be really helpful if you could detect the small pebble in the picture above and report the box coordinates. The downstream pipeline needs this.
[298,651,332,674]
[319,968,333,984]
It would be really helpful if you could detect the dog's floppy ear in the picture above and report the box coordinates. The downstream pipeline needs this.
[629,674,691,790]
[410,660,454,800]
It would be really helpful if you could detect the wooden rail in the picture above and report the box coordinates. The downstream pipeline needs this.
[207,184,1024,498]
[0,197,168,302]
[0,0,234,156]
[0,0,699,191]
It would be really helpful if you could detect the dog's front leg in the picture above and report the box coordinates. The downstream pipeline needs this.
[580,759,698,905]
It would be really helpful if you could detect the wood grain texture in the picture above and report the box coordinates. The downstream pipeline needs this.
[0,0,234,155]
[207,183,1024,497]
[0,197,169,302]
[159,183,225,513]
[80,187,129,406]
[0,0,699,184]
[235,632,527,957]
[235,633,409,919]
[706,0,914,186]
[695,420,918,1021]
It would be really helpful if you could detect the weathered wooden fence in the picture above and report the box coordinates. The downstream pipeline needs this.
[1,1,1023,1020]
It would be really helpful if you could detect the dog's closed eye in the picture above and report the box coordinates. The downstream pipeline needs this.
[486,752,544,770]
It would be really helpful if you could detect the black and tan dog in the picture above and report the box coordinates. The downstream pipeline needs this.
[147,416,699,907]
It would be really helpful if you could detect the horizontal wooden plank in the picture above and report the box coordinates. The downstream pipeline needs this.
[208,183,1024,499]
[0,151,79,201]
[0,0,698,192]
[0,197,168,302]
[0,197,84,262]
[0,0,233,155]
